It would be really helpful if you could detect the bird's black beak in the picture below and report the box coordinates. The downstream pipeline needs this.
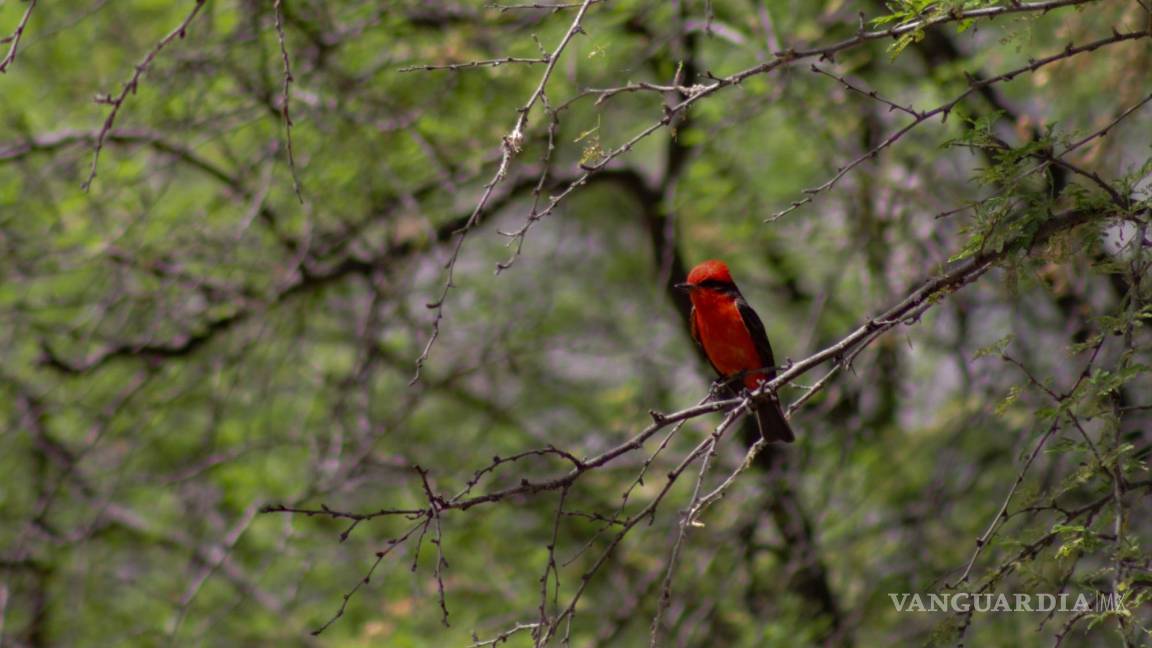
[673,282,693,293]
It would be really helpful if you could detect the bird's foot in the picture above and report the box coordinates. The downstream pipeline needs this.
[708,378,728,399]
[708,372,745,399]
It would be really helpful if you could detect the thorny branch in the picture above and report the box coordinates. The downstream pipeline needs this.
[82,0,207,191]
[489,1,605,12]
[649,427,722,647]
[399,56,549,72]
[951,338,1107,587]
[410,0,597,384]
[0,0,36,73]
[273,0,305,203]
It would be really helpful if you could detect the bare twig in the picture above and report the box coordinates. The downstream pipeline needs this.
[273,0,305,203]
[953,418,1062,587]
[534,485,568,641]
[810,64,922,118]
[0,0,37,73]
[411,0,596,383]
[309,518,429,636]
[540,409,746,645]
[399,56,548,72]
[649,430,721,646]
[468,622,540,647]
[416,466,451,627]
[953,339,1107,587]
[259,503,426,520]
[82,0,207,191]
[488,0,602,12]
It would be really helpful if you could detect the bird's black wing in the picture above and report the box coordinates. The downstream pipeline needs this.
[735,295,795,443]
[734,295,778,378]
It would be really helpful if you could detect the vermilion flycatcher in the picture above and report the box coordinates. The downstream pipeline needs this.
[676,260,795,443]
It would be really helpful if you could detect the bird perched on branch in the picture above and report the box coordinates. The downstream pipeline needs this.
[676,260,794,443]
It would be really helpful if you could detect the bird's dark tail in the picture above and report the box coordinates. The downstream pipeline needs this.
[754,399,795,443]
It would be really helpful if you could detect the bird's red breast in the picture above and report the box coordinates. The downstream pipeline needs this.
[690,288,766,390]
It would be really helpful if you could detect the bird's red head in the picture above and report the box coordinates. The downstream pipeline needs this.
[681,259,736,290]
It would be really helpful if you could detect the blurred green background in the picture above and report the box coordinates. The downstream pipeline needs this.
[1,1,1150,646]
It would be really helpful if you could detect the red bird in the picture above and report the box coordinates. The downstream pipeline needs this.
[676,260,794,443]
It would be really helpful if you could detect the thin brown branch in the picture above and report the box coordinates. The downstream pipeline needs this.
[82,0,208,191]
[488,0,603,12]
[411,0,596,384]
[649,430,721,646]
[0,0,36,73]
[468,622,540,647]
[259,504,426,520]
[309,519,429,636]
[953,418,1062,587]
[540,409,746,645]
[273,0,305,203]
[399,56,549,72]
[416,466,451,627]
[810,64,922,118]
